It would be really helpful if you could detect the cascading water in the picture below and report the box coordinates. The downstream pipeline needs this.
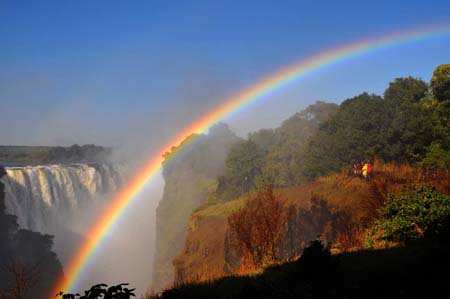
[1,163,122,263]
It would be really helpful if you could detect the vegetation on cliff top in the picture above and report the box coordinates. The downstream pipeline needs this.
[212,66,450,204]
[0,144,111,165]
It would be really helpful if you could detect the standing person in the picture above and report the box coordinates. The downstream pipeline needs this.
[362,161,368,179]
[356,161,363,176]
[367,160,373,179]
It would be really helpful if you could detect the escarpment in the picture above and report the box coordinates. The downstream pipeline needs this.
[151,123,241,291]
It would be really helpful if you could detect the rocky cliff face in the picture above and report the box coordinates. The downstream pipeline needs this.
[172,199,244,284]
[172,176,374,285]
[151,124,241,291]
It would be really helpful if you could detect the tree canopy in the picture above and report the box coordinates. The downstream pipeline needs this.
[215,140,265,201]
[214,64,450,195]
[430,64,450,102]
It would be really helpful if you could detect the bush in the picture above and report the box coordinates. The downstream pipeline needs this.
[228,184,284,268]
[421,142,450,171]
[375,186,450,242]
[299,239,332,265]
[56,283,135,299]
[296,239,338,278]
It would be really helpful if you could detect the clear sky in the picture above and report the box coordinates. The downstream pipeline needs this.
[1,0,450,149]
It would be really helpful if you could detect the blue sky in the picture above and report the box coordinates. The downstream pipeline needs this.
[1,0,450,148]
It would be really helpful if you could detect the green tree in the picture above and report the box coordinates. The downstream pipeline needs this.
[248,129,278,151]
[299,93,388,179]
[262,101,338,186]
[216,140,265,200]
[421,142,450,171]
[383,102,438,162]
[299,74,450,181]
[430,64,450,102]
[384,77,428,104]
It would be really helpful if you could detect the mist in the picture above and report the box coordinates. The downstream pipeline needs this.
[0,56,412,295]
[69,172,164,295]
[2,1,450,297]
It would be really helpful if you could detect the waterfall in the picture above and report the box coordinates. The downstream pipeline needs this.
[2,163,122,238]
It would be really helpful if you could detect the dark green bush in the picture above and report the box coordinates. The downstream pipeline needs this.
[375,186,450,242]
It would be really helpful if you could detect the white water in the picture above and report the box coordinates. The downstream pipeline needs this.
[2,163,122,263]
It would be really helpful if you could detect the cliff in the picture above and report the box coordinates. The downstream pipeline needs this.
[172,163,437,285]
[151,123,241,291]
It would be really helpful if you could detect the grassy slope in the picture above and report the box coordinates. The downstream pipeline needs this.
[167,163,449,297]
[172,171,375,285]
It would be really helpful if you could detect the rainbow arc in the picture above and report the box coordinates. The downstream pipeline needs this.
[53,22,450,294]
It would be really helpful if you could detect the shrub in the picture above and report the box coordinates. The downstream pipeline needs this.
[228,184,285,268]
[375,185,450,242]
[299,239,332,265]
[56,283,135,299]
[421,142,450,171]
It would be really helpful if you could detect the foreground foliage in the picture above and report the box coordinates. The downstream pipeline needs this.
[57,283,135,299]
[373,186,450,242]
[146,233,450,299]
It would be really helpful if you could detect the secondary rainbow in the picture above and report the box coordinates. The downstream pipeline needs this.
[53,22,450,294]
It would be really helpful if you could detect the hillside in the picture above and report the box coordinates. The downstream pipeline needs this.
[148,161,450,298]
[172,162,449,285]
[151,232,450,299]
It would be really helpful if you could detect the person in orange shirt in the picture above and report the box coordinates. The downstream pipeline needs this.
[367,160,373,178]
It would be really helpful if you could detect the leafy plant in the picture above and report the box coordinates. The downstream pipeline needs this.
[56,283,135,299]
[430,64,450,102]
[215,140,265,201]
[374,186,450,242]
[421,142,450,171]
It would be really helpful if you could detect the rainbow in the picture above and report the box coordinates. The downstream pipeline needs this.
[53,22,450,294]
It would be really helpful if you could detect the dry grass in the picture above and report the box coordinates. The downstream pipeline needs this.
[168,160,449,293]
